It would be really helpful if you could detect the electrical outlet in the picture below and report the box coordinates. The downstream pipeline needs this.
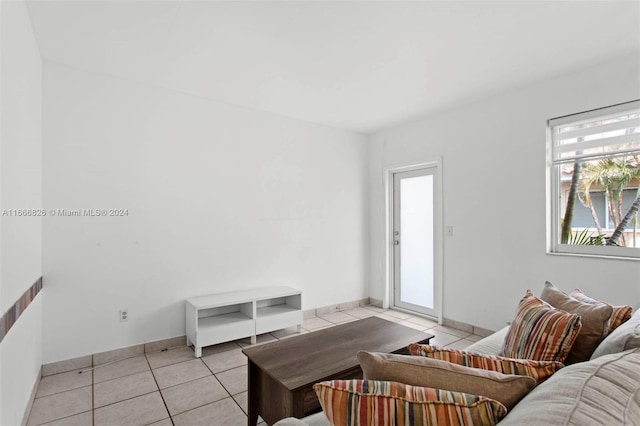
[119,309,129,322]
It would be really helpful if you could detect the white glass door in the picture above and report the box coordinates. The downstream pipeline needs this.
[392,167,439,318]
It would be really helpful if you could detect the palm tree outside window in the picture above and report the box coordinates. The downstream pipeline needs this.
[549,100,640,259]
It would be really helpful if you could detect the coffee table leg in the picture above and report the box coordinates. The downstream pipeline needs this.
[247,360,259,426]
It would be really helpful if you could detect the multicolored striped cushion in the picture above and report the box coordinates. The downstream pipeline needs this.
[570,289,633,334]
[313,380,507,426]
[408,344,563,383]
[357,351,536,410]
[501,290,582,363]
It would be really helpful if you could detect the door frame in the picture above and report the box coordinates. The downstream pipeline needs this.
[383,158,443,323]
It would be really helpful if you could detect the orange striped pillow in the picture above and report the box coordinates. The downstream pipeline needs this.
[313,380,507,426]
[408,344,563,383]
[570,289,633,334]
[501,291,582,363]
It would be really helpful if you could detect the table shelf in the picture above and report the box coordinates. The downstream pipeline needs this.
[257,304,299,317]
[186,286,303,357]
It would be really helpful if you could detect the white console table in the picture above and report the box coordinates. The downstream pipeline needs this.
[185,286,303,357]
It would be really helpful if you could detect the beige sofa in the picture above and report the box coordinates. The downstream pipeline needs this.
[275,307,640,425]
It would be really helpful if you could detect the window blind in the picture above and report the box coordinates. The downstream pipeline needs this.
[550,100,640,164]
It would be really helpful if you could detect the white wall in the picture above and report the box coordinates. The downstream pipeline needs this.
[0,298,42,425]
[369,54,640,332]
[0,0,43,424]
[42,63,368,363]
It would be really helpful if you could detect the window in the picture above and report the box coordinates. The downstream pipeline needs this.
[548,100,640,259]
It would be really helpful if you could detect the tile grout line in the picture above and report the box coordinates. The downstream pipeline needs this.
[140,346,195,369]
[169,395,234,422]
[201,360,237,398]
[90,356,161,414]
[175,360,242,425]
[85,344,194,377]
[31,380,90,401]
[88,345,249,411]
[93,389,158,411]
[143,352,173,425]
[202,359,243,403]
[93,367,152,387]
[36,308,472,425]
[201,362,249,376]
[26,314,419,424]
[29,410,94,426]
[28,385,94,418]
[222,354,251,417]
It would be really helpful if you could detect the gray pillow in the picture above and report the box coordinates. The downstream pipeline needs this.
[540,281,612,363]
[591,308,640,359]
[500,348,640,425]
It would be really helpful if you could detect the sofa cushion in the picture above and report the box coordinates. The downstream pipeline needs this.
[501,290,582,363]
[464,326,509,355]
[591,308,640,359]
[540,281,612,363]
[313,380,507,426]
[408,344,563,383]
[357,351,535,409]
[499,348,640,426]
[570,288,633,334]
[274,414,329,426]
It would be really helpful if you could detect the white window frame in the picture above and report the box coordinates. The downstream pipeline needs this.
[547,100,640,260]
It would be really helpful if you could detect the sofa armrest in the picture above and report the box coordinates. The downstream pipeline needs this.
[464,326,509,355]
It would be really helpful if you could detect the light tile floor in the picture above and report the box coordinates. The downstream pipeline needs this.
[27,306,483,426]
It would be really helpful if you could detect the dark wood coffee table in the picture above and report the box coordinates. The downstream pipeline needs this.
[242,316,433,425]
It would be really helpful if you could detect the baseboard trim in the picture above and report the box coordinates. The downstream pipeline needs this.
[21,365,42,426]
[42,335,188,376]
[368,298,383,308]
[43,296,376,376]
[442,317,496,337]
[304,297,371,318]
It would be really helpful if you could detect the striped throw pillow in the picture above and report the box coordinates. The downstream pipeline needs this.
[408,344,563,383]
[570,289,633,334]
[313,380,507,426]
[501,290,582,363]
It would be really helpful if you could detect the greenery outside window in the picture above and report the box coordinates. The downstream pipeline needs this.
[548,100,640,259]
